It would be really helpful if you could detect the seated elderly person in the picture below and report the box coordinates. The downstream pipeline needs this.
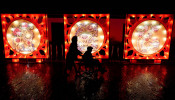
[82,46,106,73]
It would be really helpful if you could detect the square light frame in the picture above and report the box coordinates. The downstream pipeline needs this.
[64,14,109,59]
[124,14,173,59]
[1,14,49,59]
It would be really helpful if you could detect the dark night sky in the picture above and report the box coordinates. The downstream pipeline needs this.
[0,2,175,14]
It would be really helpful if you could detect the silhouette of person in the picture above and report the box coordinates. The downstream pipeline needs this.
[66,36,82,75]
[82,46,105,73]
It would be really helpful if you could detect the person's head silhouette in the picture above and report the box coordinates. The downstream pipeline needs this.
[87,46,93,53]
[71,36,77,43]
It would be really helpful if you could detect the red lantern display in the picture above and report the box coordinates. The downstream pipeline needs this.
[1,14,49,62]
[124,14,173,61]
[64,14,109,59]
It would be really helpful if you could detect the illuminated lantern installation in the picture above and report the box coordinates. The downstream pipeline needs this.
[64,14,109,59]
[124,14,173,62]
[1,14,49,62]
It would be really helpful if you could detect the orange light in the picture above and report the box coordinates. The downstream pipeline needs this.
[168,28,172,32]
[22,14,27,17]
[127,18,130,22]
[44,49,47,53]
[127,26,130,30]
[140,14,144,18]
[12,59,19,62]
[150,14,154,17]
[91,14,94,17]
[169,36,171,39]
[107,21,109,25]
[74,14,78,17]
[99,55,101,58]
[2,28,5,33]
[30,14,34,18]
[131,14,135,18]
[2,21,6,24]
[99,14,102,17]
[107,32,109,35]
[107,40,109,43]
[15,14,19,17]
[82,14,86,16]
[164,56,167,59]
[166,52,169,55]
[106,45,108,48]
[125,34,128,37]
[106,15,109,18]
[36,59,42,63]
[2,15,6,18]
[170,20,173,24]
[166,45,169,48]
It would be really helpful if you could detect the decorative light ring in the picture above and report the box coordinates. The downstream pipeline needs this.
[6,18,41,55]
[130,19,167,56]
[69,19,105,54]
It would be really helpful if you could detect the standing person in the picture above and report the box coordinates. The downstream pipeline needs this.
[66,36,82,75]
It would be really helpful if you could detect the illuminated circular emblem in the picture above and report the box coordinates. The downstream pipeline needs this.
[70,20,104,53]
[132,20,167,55]
[6,19,41,54]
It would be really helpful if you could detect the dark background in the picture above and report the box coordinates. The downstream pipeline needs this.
[1,5,175,100]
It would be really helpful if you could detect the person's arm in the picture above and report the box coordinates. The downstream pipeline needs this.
[77,49,82,56]
[90,53,94,59]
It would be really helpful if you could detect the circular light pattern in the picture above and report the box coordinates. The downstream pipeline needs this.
[6,19,41,54]
[70,20,104,53]
[132,20,167,55]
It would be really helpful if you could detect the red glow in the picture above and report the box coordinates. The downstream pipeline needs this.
[1,14,49,60]
[36,59,42,63]
[120,65,167,100]
[64,14,109,59]
[124,14,173,59]
[7,63,50,99]
[12,58,19,62]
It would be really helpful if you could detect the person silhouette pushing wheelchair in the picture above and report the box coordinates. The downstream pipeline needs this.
[66,36,82,75]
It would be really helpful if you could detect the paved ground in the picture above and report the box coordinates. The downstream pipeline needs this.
[0,61,175,100]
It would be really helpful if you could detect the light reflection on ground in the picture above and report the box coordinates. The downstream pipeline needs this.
[0,62,171,100]
[120,65,167,100]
